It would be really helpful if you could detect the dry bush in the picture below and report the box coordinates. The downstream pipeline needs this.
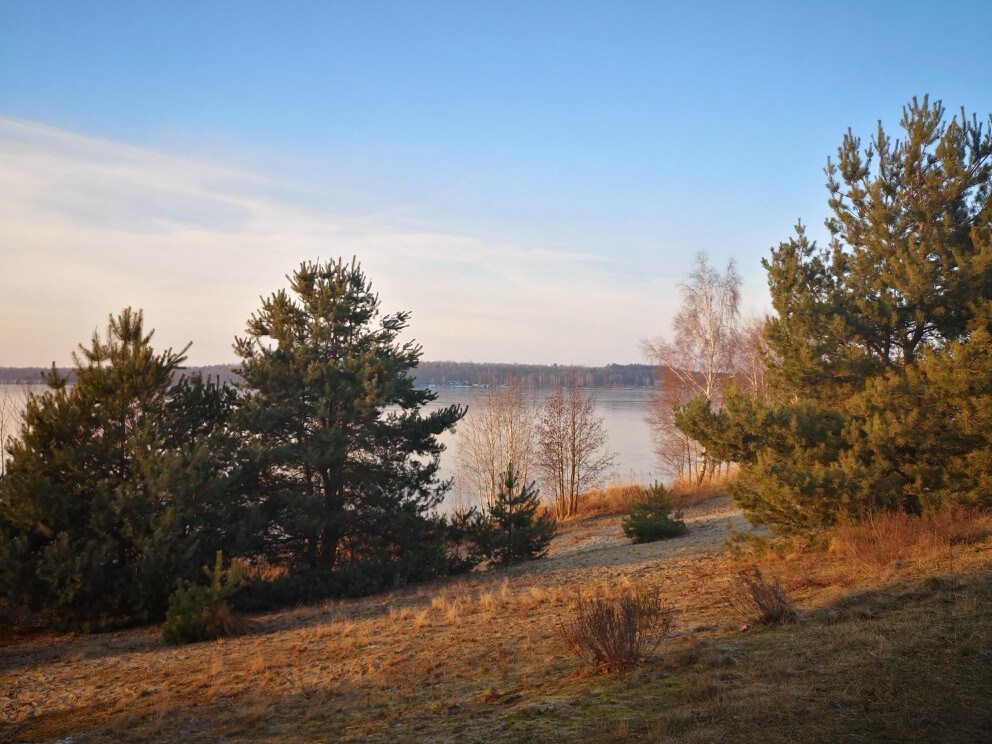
[922,502,992,545]
[831,504,992,567]
[210,601,253,637]
[724,567,796,625]
[558,587,675,673]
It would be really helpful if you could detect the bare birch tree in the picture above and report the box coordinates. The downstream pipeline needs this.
[643,252,742,484]
[454,380,538,514]
[537,380,616,518]
[646,367,703,483]
[734,314,770,399]
[0,385,32,477]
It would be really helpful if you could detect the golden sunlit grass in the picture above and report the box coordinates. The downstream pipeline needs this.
[573,473,734,518]
[4,499,992,742]
[575,479,645,516]
[668,471,738,507]
[830,502,992,568]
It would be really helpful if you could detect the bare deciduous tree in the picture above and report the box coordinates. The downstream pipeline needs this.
[733,314,770,400]
[454,380,538,514]
[643,252,742,484]
[0,385,32,477]
[646,374,703,483]
[644,252,742,402]
[537,380,616,518]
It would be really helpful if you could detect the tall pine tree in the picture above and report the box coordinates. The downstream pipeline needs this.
[234,258,464,581]
[0,309,253,629]
[678,96,992,529]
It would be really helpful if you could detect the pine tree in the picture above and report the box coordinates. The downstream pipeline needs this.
[234,258,464,582]
[678,96,992,529]
[621,482,686,543]
[472,465,556,566]
[0,309,251,629]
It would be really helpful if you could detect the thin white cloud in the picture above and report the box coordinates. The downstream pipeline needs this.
[0,118,681,367]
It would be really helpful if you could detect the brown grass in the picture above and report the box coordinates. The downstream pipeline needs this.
[830,503,992,567]
[574,479,645,517]
[4,497,992,743]
[668,472,736,508]
[573,474,735,519]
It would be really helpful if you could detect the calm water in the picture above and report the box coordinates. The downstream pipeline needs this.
[3,384,662,490]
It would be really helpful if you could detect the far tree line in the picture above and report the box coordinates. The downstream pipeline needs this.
[0,362,656,388]
[412,361,655,388]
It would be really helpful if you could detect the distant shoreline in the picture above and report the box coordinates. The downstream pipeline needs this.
[0,361,658,389]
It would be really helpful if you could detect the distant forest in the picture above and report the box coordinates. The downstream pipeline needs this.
[0,367,77,384]
[411,361,655,388]
[0,362,656,388]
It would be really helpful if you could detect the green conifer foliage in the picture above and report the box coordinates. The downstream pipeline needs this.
[621,482,686,543]
[0,309,250,629]
[162,551,247,645]
[473,465,556,566]
[679,96,992,529]
[234,258,464,580]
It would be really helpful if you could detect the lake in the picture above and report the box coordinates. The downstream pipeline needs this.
[1,384,663,494]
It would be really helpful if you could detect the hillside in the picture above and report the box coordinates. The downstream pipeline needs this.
[3,495,991,742]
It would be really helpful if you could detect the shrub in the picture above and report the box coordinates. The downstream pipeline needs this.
[622,482,687,543]
[162,552,250,644]
[724,567,796,625]
[558,586,675,673]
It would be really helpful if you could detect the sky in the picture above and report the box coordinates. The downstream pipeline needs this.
[1,1,990,367]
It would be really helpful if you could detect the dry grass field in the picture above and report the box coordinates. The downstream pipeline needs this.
[4,494,992,743]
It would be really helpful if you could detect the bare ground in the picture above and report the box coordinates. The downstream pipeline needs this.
[544,494,752,570]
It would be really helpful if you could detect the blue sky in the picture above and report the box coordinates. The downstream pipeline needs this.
[1,1,990,366]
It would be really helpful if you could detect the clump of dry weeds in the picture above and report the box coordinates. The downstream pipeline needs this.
[558,586,676,673]
[724,567,797,625]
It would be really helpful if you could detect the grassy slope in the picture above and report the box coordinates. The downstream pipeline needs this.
[3,501,992,743]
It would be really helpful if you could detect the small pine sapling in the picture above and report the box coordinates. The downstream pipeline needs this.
[622,482,687,543]
[162,551,250,644]
[473,465,556,566]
